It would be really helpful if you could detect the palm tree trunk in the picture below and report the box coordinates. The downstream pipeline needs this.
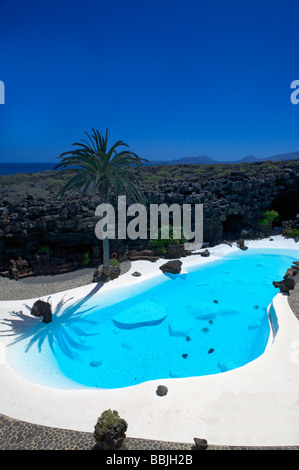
[102,184,110,277]
[102,235,110,277]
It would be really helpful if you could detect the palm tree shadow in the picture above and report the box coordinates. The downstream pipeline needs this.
[0,281,104,359]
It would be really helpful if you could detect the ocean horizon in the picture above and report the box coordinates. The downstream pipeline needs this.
[0,161,166,175]
[0,161,168,175]
[0,162,58,175]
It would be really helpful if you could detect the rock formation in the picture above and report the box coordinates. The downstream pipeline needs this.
[159,260,182,274]
[273,260,299,294]
[93,264,120,283]
[0,160,298,271]
[30,300,52,323]
[156,385,168,396]
[94,411,127,450]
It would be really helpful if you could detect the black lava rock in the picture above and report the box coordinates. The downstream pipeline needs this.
[156,385,168,397]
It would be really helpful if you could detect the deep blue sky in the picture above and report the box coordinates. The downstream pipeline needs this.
[0,0,299,163]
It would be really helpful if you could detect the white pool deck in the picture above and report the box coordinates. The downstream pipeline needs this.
[0,236,299,447]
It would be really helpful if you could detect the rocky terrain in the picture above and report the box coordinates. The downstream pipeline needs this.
[0,159,298,277]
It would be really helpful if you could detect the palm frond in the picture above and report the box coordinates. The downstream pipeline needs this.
[55,128,146,205]
[84,131,97,151]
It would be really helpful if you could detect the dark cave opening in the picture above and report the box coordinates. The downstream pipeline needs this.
[269,188,299,222]
[222,213,244,240]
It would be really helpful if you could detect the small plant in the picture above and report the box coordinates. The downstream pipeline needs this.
[37,244,51,255]
[149,224,186,255]
[109,258,120,268]
[156,169,169,178]
[283,227,299,238]
[96,409,121,429]
[80,251,91,266]
[156,246,167,255]
[258,210,279,226]
[94,409,128,450]
[259,162,276,169]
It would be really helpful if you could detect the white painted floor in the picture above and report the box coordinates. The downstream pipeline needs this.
[0,236,299,446]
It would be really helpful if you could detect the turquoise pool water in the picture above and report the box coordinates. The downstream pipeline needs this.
[6,247,299,389]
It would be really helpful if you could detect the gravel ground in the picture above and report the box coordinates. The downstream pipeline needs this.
[1,413,298,450]
[0,261,131,301]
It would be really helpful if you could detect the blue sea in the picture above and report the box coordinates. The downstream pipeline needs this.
[0,162,57,175]
[0,162,156,175]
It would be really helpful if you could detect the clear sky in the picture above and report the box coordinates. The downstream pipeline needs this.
[0,0,299,163]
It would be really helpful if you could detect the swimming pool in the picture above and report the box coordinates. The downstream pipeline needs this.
[5,247,298,389]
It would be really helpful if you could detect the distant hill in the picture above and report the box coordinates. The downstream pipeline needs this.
[235,155,260,163]
[265,151,299,162]
[146,151,299,165]
[146,155,214,165]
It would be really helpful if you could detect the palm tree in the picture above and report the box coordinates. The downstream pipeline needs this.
[54,128,147,278]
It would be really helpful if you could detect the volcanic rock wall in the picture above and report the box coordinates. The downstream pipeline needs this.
[0,162,298,266]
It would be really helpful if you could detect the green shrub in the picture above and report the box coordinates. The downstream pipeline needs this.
[143,174,164,185]
[109,258,120,268]
[258,210,279,226]
[96,409,121,429]
[214,168,232,177]
[156,246,167,255]
[149,225,185,254]
[156,169,169,177]
[37,244,51,255]
[259,162,275,169]
[283,227,299,238]
[80,251,91,266]
[193,168,205,175]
